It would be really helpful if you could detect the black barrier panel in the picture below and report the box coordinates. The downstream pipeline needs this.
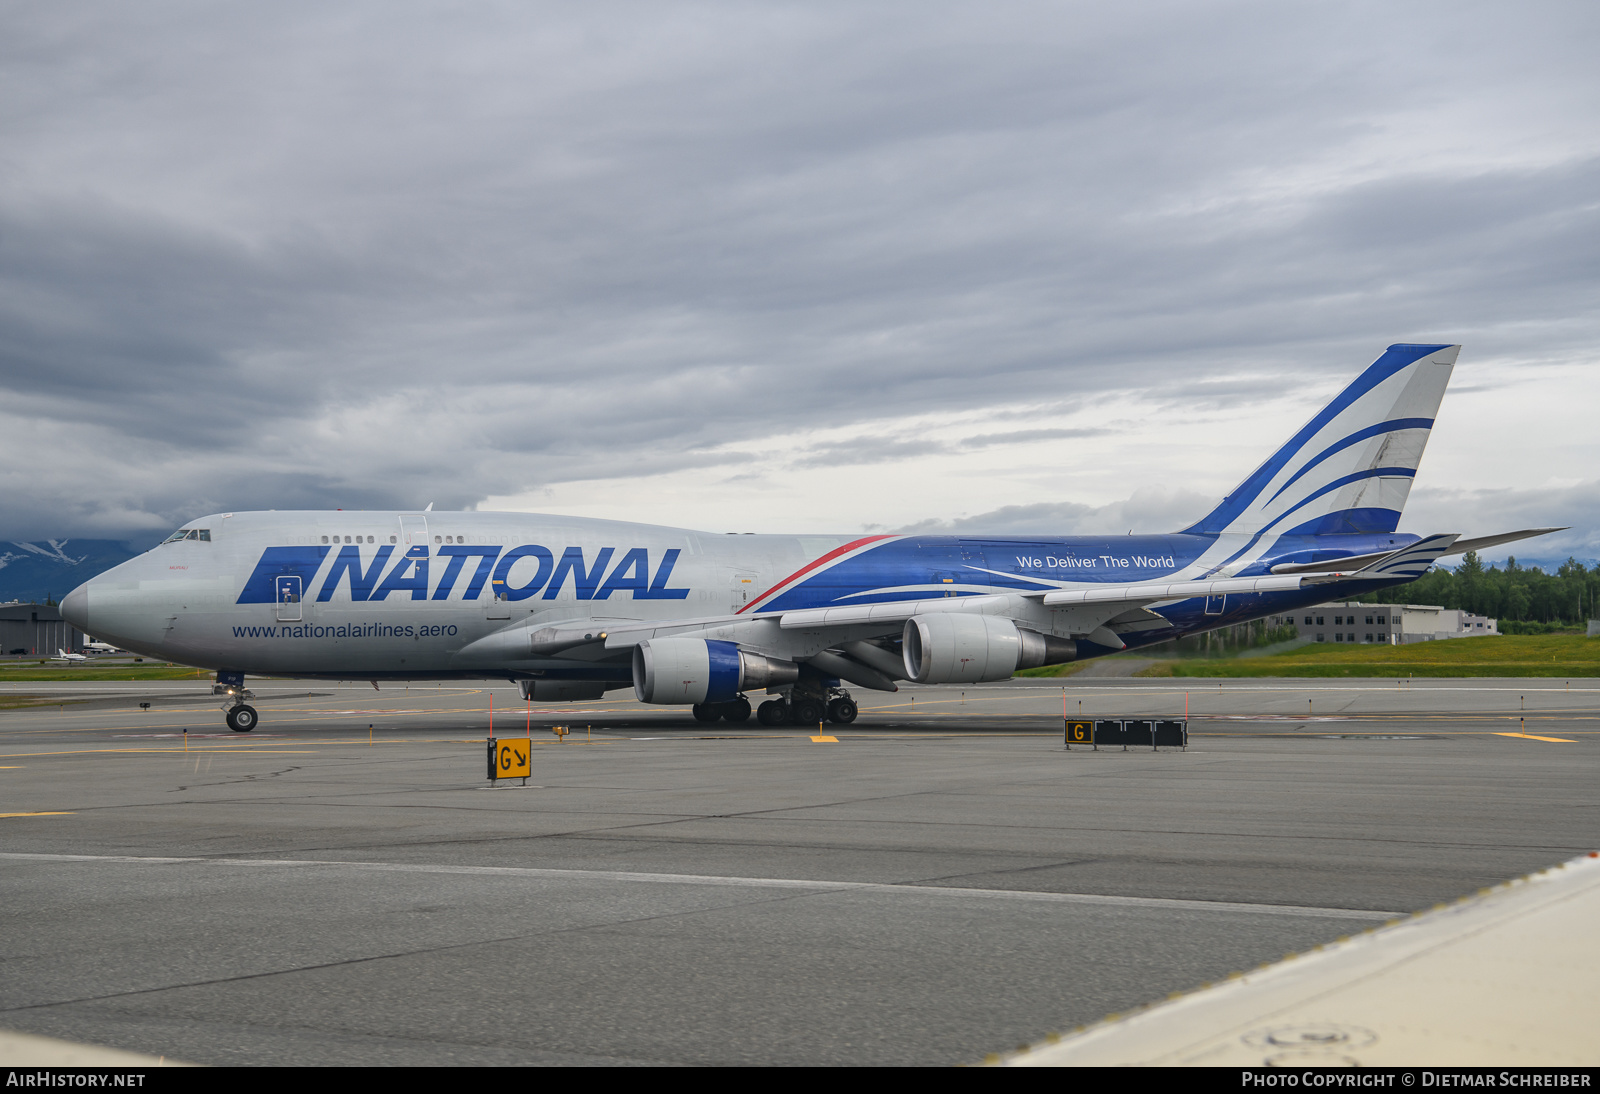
[1154,720,1187,748]
[1092,719,1146,747]
[1087,719,1188,749]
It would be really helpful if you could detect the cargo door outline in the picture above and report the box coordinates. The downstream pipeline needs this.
[275,576,303,622]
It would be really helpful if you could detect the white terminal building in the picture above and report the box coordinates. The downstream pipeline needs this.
[1264,602,1498,646]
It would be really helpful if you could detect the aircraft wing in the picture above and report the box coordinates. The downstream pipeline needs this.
[546,534,1470,696]
[589,551,1455,648]
[776,535,1463,629]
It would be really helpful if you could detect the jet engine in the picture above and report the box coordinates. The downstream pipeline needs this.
[902,614,1076,684]
[632,637,800,704]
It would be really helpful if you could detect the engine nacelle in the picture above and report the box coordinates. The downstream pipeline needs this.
[902,614,1076,683]
[632,637,800,704]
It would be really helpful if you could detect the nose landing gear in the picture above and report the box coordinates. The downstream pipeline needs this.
[214,670,258,732]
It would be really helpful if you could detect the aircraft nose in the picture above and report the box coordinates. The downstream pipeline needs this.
[61,582,90,633]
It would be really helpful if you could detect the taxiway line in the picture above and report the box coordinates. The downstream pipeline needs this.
[0,852,1398,920]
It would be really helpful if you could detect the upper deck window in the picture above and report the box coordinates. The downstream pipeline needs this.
[164,528,210,542]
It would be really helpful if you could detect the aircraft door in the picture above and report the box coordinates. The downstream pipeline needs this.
[398,514,430,547]
[485,578,511,620]
[275,576,303,622]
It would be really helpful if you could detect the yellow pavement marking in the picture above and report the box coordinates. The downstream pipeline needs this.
[810,735,839,743]
[0,812,75,819]
[1493,732,1577,743]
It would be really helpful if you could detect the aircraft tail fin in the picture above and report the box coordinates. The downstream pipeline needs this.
[1181,343,1460,537]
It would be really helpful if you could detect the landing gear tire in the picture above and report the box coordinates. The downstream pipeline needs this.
[692,703,721,724]
[226,705,258,733]
[722,697,752,724]
[790,699,825,727]
[757,700,788,726]
[827,697,858,724]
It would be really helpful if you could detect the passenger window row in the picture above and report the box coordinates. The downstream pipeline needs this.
[317,534,469,544]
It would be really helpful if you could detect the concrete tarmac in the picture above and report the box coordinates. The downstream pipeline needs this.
[1,677,1596,1065]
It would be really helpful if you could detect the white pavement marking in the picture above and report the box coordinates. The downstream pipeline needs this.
[0,852,1396,920]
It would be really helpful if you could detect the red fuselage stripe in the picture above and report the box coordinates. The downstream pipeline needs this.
[735,534,898,614]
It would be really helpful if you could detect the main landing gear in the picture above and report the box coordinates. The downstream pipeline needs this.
[691,696,753,724]
[755,686,858,727]
[214,671,258,732]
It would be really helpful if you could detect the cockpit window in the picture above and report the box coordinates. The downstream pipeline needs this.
[164,529,211,542]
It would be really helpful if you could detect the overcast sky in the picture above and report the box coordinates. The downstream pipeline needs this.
[2,2,1597,563]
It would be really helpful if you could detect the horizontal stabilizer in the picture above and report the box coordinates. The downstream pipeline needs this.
[1271,527,1566,575]
[1449,527,1567,556]
[1272,533,1459,579]
[1333,533,1459,581]
[1271,550,1398,574]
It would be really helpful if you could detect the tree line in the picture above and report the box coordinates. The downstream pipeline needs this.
[1351,552,1599,632]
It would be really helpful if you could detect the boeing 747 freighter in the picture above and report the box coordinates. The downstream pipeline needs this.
[60,344,1558,731]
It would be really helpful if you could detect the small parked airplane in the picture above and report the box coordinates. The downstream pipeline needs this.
[52,649,87,662]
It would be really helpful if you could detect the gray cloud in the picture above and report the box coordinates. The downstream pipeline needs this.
[0,2,1596,540]
[792,437,948,469]
[957,428,1108,449]
[887,487,1218,537]
[791,426,1108,468]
